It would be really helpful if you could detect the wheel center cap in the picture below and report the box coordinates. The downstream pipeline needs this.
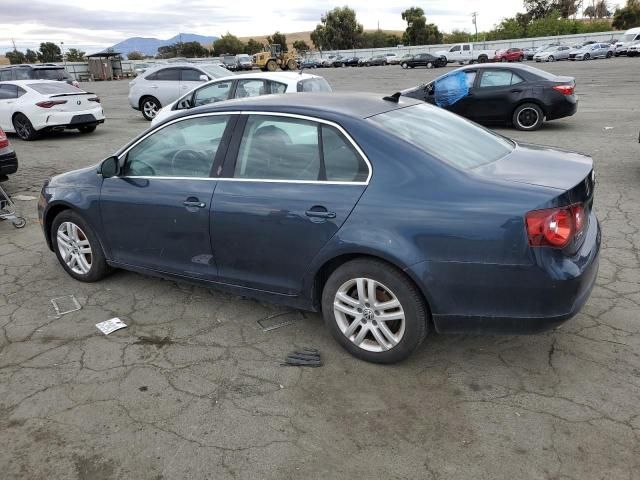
[362,308,374,321]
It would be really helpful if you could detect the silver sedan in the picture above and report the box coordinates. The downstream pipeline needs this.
[534,45,571,62]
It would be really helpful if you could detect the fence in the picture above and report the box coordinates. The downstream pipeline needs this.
[54,30,623,81]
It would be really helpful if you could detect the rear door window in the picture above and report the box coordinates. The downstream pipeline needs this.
[192,80,233,106]
[0,70,11,81]
[181,68,204,82]
[148,68,180,81]
[296,77,331,92]
[479,70,523,88]
[0,84,19,99]
[234,79,266,98]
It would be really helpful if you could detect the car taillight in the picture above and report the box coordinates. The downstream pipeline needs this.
[526,204,585,248]
[36,100,68,108]
[552,84,574,95]
[88,97,100,103]
[0,128,8,149]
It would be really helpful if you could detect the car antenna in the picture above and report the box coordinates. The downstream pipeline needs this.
[383,92,401,103]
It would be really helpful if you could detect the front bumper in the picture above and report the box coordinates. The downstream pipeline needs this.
[408,211,601,335]
[0,146,18,177]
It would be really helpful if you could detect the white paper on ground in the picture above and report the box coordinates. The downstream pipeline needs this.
[96,318,128,335]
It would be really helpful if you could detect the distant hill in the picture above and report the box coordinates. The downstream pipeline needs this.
[107,33,218,57]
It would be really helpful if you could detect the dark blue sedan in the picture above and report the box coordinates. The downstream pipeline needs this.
[38,93,600,363]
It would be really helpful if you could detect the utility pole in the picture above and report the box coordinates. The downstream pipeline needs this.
[61,41,66,67]
[471,12,478,43]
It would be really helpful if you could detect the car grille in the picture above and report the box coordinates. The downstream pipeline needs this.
[569,54,577,59]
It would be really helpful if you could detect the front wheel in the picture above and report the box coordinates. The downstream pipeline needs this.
[426,62,433,69]
[322,259,428,364]
[12,113,38,141]
[584,53,590,61]
[547,56,555,62]
[286,59,296,70]
[266,60,277,72]
[513,103,544,131]
[78,125,97,134]
[401,62,408,69]
[606,51,613,58]
[51,210,112,282]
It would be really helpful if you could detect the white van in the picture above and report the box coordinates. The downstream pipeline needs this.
[614,27,640,54]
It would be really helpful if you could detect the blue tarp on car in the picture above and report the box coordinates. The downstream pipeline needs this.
[434,71,469,107]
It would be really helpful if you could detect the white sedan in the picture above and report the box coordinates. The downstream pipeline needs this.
[0,80,104,140]
[151,71,332,126]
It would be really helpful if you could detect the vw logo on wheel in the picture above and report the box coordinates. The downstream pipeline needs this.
[77,100,82,105]
[362,308,374,321]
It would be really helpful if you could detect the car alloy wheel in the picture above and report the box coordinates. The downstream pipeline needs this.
[513,103,544,131]
[142,98,160,120]
[56,221,93,275]
[401,62,408,69]
[584,54,590,60]
[13,114,37,141]
[333,277,406,353]
[547,56,555,62]
[426,62,433,68]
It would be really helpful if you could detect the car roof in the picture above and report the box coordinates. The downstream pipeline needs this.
[233,71,321,82]
[184,92,421,120]
[0,79,63,85]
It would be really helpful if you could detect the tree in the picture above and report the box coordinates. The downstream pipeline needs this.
[127,51,145,60]
[179,41,209,57]
[292,40,310,54]
[612,0,640,28]
[212,34,246,56]
[65,48,85,62]
[311,7,364,50]
[157,45,178,59]
[584,5,596,17]
[401,7,443,46]
[444,30,471,43]
[554,0,579,18]
[5,50,26,64]
[523,0,554,20]
[25,49,38,63]
[267,32,288,51]
[38,42,62,63]
[245,39,264,55]
[359,30,402,48]
[595,0,612,17]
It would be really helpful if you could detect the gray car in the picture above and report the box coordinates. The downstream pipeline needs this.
[534,45,571,62]
[569,43,613,60]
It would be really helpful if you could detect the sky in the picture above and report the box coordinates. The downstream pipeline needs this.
[1,0,523,54]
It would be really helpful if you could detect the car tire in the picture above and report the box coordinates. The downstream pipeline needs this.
[401,62,408,69]
[51,210,112,283]
[584,53,590,60]
[426,62,433,69]
[513,103,544,131]
[140,96,161,121]
[321,258,428,364]
[501,57,507,62]
[547,56,555,62]
[78,125,97,134]
[518,55,524,62]
[12,113,38,141]
[478,55,488,63]
[606,51,613,58]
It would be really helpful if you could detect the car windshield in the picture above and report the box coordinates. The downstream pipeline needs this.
[32,68,70,80]
[296,77,332,92]
[370,104,514,170]
[223,56,236,65]
[622,33,637,42]
[200,65,230,78]
[27,82,83,94]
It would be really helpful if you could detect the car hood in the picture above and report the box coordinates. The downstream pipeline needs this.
[472,142,592,191]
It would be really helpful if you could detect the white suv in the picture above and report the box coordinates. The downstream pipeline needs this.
[128,63,230,120]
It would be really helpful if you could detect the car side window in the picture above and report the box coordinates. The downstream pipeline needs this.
[181,68,204,82]
[235,79,266,98]
[234,115,321,181]
[149,68,180,81]
[0,70,11,81]
[267,81,287,94]
[0,84,18,99]
[124,115,230,178]
[451,46,461,52]
[463,45,470,51]
[322,126,368,182]
[479,70,521,88]
[465,71,477,88]
[193,81,233,107]
[14,69,29,80]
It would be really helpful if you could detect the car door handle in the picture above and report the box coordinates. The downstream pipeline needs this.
[183,199,206,208]
[510,88,523,93]
[150,85,158,89]
[306,208,336,219]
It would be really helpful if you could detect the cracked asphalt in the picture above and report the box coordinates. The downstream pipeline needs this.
[1,59,639,479]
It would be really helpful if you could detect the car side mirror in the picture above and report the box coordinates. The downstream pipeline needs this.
[99,156,119,178]
[199,74,208,82]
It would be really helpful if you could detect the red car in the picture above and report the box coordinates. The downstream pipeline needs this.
[494,48,524,62]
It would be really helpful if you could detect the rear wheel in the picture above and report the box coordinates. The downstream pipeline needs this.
[547,55,555,62]
[501,57,507,62]
[584,53,590,61]
[12,113,38,141]
[606,51,613,58]
[78,125,97,134]
[140,96,161,121]
[322,259,428,364]
[478,55,488,63]
[426,62,434,69]
[287,59,296,70]
[513,103,544,131]
[51,210,112,282]
[266,60,277,72]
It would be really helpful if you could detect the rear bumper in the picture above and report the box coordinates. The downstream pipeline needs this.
[408,212,601,335]
[33,107,105,131]
[0,147,18,177]
[546,96,577,121]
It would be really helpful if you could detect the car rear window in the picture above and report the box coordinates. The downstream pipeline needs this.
[370,103,514,170]
[32,68,70,81]
[296,77,332,92]
[27,82,83,94]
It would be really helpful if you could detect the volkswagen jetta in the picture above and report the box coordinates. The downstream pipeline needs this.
[38,93,600,363]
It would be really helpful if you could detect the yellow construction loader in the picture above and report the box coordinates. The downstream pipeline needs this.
[253,44,297,72]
